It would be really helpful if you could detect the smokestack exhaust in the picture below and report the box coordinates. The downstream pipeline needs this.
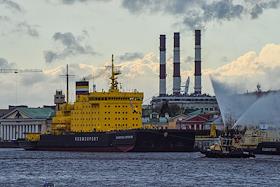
[159,34,166,96]
[194,30,202,95]
[173,32,181,96]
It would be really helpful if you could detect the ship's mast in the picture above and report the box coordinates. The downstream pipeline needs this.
[66,64,69,103]
[109,54,120,91]
[60,64,74,104]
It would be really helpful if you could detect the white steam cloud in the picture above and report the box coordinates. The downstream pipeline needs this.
[234,92,280,128]
[0,58,16,68]
[210,43,280,128]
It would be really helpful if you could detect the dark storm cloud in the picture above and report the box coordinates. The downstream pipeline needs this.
[121,0,280,30]
[0,0,22,12]
[199,0,244,22]
[122,0,199,14]
[20,73,47,86]
[0,1,40,38]
[15,22,39,37]
[119,52,144,61]
[60,0,111,4]
[44,32,95,63]
[0,16,9,22]
[62,0,88,4]
[0,58,16,68]
[249,0,280,19]
[1,20,39,38]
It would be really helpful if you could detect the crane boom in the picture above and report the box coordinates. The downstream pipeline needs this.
[0,68,42,105]
[0,69,42,73]
[185,76,190,95]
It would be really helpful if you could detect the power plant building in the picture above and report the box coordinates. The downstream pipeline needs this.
[151,30,219,113]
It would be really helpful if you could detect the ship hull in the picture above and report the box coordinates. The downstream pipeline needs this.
[253,142,280,155]
[20,129,195,152]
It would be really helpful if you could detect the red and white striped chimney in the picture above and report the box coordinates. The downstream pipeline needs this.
[159,35,166,96]
[173,32,181,95]
[194,30,202,95]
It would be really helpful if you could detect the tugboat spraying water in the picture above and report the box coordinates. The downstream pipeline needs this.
[201,116,255,158]
[200,128,255,158]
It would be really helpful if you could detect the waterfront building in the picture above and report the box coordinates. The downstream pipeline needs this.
[0,109,10,118]
[143,110,222,131]
[174,112,213,130]
[0,106,54,141]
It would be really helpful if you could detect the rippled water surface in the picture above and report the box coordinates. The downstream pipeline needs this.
[1,148,280,186]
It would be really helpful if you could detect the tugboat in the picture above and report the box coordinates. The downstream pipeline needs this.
[201,128,255,158]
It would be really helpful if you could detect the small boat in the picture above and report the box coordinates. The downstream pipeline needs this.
[201,144,255,158]
[200,134,255,158]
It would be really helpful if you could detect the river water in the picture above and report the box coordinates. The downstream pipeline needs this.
[0,148,280,187]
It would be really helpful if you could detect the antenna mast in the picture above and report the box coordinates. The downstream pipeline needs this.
[66,64,69,103]
[60,64,74,104]
[109,54,121,91]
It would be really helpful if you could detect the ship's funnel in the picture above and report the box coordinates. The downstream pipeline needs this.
[173,32,181,96]
[194,30,202,95]
[159,34,166,96]
[76,80,89,95]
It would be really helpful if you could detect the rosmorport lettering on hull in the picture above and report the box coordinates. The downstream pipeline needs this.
[262,148,277,152]
[115,135,133,140]
[74,137,99,142]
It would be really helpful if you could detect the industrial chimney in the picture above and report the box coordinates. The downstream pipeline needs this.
[194,30,202,95]
[159,35,166,96]
[173,32,181,96]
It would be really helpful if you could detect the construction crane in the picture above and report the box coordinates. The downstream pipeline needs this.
[180,76,190,95]
[0,68,42,74]
[0,68,42,104]
[184,76,190,95]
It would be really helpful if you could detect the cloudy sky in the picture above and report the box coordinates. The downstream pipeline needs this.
[0,0,280,108]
